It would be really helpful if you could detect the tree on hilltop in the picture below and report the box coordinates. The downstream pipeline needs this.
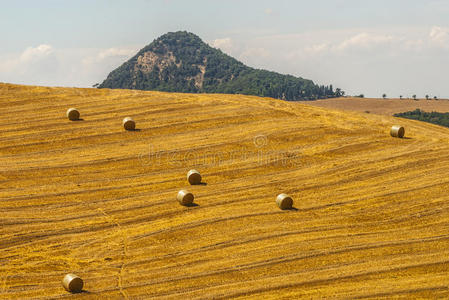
[335,88,344,97]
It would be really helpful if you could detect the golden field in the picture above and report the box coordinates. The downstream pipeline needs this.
[303,97,449,115]
[1,83,449,299]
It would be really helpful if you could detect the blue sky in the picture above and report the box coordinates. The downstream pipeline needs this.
[1,0,449,97]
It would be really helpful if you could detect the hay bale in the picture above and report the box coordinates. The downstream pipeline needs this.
[177,190,194,206]
[187,169,202,185]
[276,194,293,210]
[62,273,83,293]
[390,125,405,138]
[66,108,80,121]
[122,117,136,130]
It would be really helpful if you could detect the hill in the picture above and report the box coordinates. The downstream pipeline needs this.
[303,97,449,115]
[98,31,341,100]
[1,83,449,298]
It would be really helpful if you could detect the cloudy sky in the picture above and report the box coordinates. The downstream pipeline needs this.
[1,0,449,97]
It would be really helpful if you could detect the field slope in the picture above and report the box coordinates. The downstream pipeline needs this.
[303,97,449,115]
[1,83,449,299]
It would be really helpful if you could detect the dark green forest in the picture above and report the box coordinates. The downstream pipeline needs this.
[98,31,342,100]
[394,109,449,128]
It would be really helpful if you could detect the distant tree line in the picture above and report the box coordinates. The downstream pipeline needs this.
[394,109,449,128]
[379,94,439,100]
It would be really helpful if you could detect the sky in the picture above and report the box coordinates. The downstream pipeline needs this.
[1,0,449,98]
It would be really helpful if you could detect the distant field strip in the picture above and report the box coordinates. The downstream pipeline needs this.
[304,97,449,116]
[1,83,449,299]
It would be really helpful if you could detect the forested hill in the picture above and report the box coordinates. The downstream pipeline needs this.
[98,31,342,100]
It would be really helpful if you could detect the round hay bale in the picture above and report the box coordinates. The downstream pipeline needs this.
[276,194,293,210]
[187,169,202,185]
[390,125,405,138]
[122,117,135,131]
[66,108,80,121]
[62,273,83,293]
[177,190,194,206]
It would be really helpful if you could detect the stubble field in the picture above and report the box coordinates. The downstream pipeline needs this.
[303,97,449,115]
[1,83,449,299]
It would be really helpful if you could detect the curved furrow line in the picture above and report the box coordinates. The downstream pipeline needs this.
[208,260,449,300]
[3,151,447,223]
[143,234,449,285]
[97,249,449,298]
[123,216,449,268]
[352,286,449,299]
[0,112,266,155]
[0,100,234,133]
[0,208,282,251]
[125,225,351,267]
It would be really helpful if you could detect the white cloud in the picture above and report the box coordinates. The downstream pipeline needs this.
[304,43,330,55]
[0,44,140,87]
[238,47,272,69]
[0,44,58,85]
[240,47,270,60]
[211,37,234,54]
[97,47,137,60]
[19,44,54,62]
[82,47,137,66]
[222,27,449,97]
[429,26,449,48]
[334,32,394,51]
[0,44,55,72]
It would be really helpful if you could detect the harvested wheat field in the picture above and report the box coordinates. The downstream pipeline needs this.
[304,97,449,115]
[1,83,449,299]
